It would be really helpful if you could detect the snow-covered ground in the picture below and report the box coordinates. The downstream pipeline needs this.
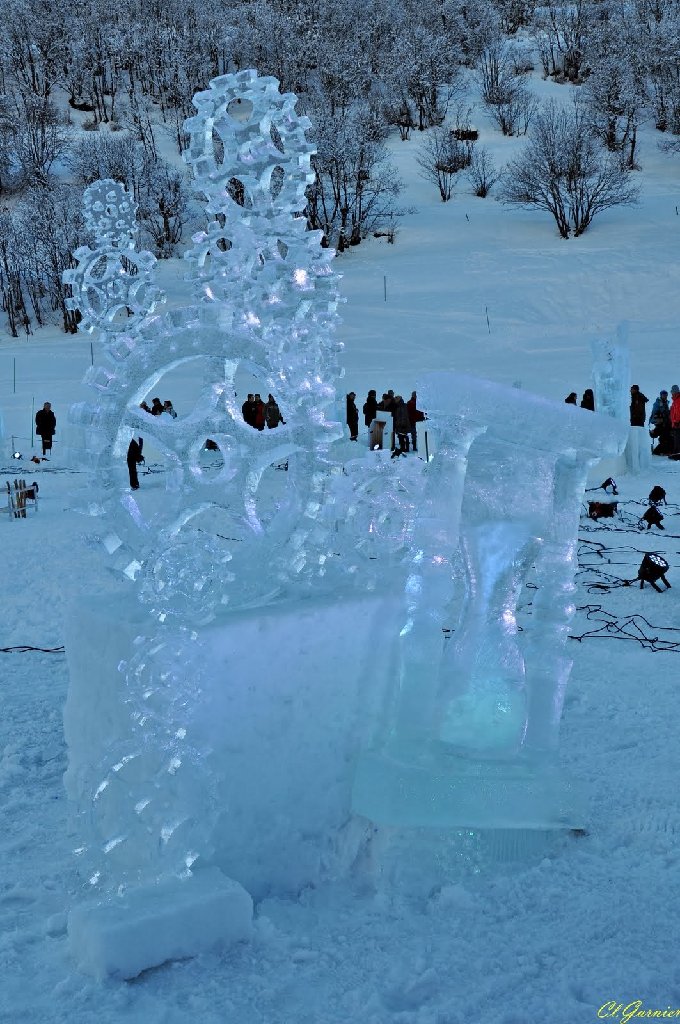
[2,84,680,1022]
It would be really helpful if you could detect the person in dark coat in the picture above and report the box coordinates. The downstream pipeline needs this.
[241,394,255,426]
[564,392,577,405]
[649,390,673,455]
[406,391,426,452]
[252,394,266,430]
[580,389,595,410]
[127,436,144,490]
[392,396,411,453]
[346,392,359,440]
[35,401,56,456]
[630,385,648,427]
[363,390,377,428]
[265,394,285,428]
[150,397,164,415]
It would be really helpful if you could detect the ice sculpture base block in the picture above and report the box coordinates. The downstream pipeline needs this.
[67,868,252,980]
[352,750,583,830]
[65,591,401,899]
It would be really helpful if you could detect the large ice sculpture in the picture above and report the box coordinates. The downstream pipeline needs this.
[64,70,344,977]
[352,373,628,829]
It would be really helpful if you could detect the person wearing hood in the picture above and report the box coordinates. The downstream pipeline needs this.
[580,389,595,411]
[564,392,577,405]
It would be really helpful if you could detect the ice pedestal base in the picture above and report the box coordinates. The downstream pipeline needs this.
[67,867,252,980]
[352,749,582,830]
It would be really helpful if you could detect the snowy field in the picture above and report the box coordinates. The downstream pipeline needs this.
[2,82,680,1023]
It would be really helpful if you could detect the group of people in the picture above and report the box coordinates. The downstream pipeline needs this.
[564,389,595,410]
[241,393,285,430]
[648,385,680,457]
[566,383,680,457]
[140,397,177,418]
[346,389,426,455]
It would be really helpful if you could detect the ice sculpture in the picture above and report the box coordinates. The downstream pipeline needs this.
[63,71,631,980]
[591,323,630,422]
[352,373,628,829]
[63,70,344,975]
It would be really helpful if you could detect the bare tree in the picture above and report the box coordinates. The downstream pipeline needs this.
[305,101,403,248]
[15,93,65,183]
[467,147,501,197]
[416,127,473,201]
[501,97,639,237]
[479,38,536,135]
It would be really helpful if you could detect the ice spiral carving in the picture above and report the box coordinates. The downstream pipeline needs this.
[67,70,344,894]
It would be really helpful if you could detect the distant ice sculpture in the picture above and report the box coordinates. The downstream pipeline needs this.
[352,373,628,829]
[591,323,630,422]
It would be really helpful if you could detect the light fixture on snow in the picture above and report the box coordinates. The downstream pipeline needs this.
[636,553,671,592]
[641,506,664,531]
[12,451,22,459]
[649,485,667,506]
[588,500,618,521]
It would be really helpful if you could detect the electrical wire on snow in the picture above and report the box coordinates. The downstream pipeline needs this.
[0,645,65,654]
[569,605,680,653]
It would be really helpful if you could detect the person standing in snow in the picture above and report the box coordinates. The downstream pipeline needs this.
[252,394,266,430]
[649,389,672,455]
[163,400,177,418]
[564,392,578,405]
[127,436,144,490]
[629,385,648,426]
[265,394,285,428]
[580,389,595,410]
[670,386,680,455]
[35,401,56,457]
[392,395,411,453]
[241,394,255,427]
[406,391,426,452]
[363,390,377,429]
[346,392,359,440]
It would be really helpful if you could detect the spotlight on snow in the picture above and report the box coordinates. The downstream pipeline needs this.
[641,506,664,531]
[636,552,670,592]
[12,451,22,459]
